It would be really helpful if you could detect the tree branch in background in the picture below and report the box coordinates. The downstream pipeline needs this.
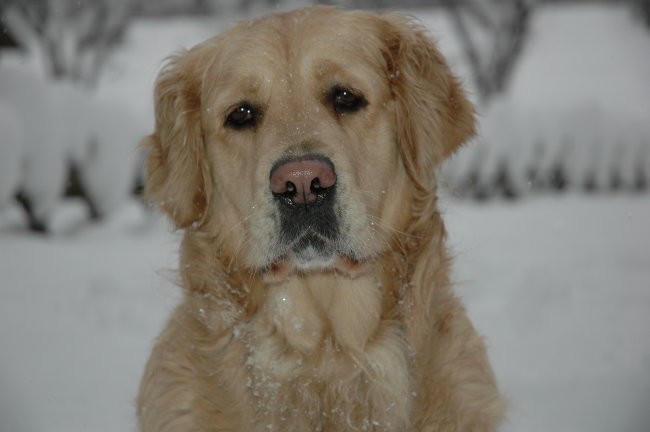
[443,0,532,104]
[635,0,650,27]
[1,6,49,72]
[1,0,138,86]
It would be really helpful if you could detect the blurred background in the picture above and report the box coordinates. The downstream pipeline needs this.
[0,1,648,431]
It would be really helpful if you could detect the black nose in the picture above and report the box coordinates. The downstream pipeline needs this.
[270,155,338,252]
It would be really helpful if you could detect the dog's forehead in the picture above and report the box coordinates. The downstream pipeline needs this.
[215,8,385,80]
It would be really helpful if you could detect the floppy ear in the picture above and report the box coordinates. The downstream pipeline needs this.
[143,47,213,228]
[381,13,476,192]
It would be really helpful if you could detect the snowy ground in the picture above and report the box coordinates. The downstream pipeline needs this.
[1,195,649,432]
[444,194,650,432]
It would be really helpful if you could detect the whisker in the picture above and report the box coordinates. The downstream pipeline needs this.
[367,214,419,239]
[221,209,257,242]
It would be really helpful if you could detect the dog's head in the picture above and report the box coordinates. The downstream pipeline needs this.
[144,7,474,279]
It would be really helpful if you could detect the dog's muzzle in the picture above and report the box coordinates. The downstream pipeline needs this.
[270,155,338,265]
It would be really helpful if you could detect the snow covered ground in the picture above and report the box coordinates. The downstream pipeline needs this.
[1,195,649,432]
[444,195,650,432]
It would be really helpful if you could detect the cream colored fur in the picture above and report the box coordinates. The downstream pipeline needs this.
[138,6,505,432]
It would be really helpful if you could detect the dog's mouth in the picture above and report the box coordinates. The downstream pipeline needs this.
[291,231,335,265]
[259,205,375,282]
[260,211,371,282]
[262,251,368,284]
[269,203,372,278]
[269,227,339,268]
[262,153,369,281]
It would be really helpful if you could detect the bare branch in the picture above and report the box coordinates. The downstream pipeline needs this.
[2,6,41,53]
[1,0,138,85]
[444,0,533,103]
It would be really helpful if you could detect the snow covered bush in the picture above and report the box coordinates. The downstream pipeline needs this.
[76,97,145,217]
[0,101,23,213]
[0,54,144,231]
[0,0,142,231]
[1,0,137,86]
[0,57,70,230]
[443,99,650,199]
[441,3,650,199]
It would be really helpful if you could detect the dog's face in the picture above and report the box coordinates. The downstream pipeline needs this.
[201,11,399,272]
[145,7,475,278]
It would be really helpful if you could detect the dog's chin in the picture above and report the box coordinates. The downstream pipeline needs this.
[262,247,369,284]
[292,246,336,271]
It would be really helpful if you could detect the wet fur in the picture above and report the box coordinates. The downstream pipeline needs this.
[138,7,504,431]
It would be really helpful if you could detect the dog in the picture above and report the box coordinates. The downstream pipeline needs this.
[138,6,504,431]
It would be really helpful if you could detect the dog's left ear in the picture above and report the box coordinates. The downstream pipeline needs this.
[380,13,476,191]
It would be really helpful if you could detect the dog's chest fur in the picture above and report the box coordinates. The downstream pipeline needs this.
[233,273,411,431]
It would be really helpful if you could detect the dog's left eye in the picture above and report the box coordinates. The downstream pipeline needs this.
[330,86,367,115]
[225,103,259,130]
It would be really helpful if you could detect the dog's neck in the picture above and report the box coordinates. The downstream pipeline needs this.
[240,269,412,430]
[259,271,385,354]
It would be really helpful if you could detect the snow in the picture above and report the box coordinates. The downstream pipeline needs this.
[1,196,649,432]
[0,59,70,223]
[436,4,650,193]
[0,202,180,432]
[2,3,648,227]
[506,4,650,123]
[444,195,650,432]
[92,16,225,121]
[0,102,23,211]
[0,56,147,226]
[77,97,147,216]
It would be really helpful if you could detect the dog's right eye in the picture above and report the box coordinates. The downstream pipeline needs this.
[329,86,367,115]
[225,103,259,130]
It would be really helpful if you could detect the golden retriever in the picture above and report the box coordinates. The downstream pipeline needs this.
[138,6,504,431]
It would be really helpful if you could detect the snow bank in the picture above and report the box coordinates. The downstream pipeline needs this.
[0,58,71,225]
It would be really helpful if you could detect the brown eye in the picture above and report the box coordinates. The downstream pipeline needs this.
[225,103,259,130]
[330,86,367,115]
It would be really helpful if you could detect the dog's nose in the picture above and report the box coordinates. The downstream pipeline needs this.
[270,157,336,205]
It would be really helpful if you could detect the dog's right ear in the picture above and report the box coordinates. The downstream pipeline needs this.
[143,47,213,229]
